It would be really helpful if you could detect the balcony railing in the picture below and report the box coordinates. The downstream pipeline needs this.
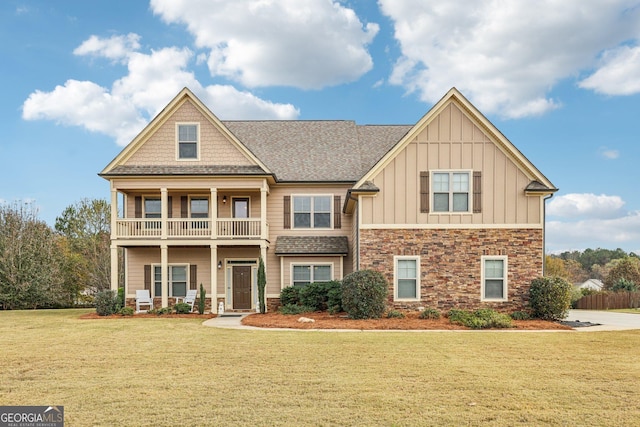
[114,218,263,239]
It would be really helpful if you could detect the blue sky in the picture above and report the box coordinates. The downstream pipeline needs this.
[2,0,640,254]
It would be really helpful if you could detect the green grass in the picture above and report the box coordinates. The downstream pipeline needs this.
[609,308,640,314]
[1,309,640,426]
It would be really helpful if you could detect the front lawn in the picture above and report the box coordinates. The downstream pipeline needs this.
[1,309,639,426]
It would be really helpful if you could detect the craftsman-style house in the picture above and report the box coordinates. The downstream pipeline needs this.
[100,87,556,312]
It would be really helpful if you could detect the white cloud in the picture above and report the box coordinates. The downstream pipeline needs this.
[547,212,640,252]
[579,44,640,95]
[598,147,620,160]
[150,0,378,89]
[23,34,299,146]
[547,193,626,219]
[379,0,640,118]
[73,33,141,63]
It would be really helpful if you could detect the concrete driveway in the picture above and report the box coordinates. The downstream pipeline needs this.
[565,309,640,331]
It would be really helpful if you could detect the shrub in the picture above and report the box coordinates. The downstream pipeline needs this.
[529,276,572,320]
[280,286,301,307]
[117,287,125,309]
[386,310,405,319]
[149,307,172,315]
[447,308,513,329]
[510,310,531,320]
[119,306,134,316]
[198,283,206,314]
[326,282,343,314]
[612,278,638,292]
[174,302,192,314]
[299,281,343,312]
[95,290,120,316]
[341,270,388,319]
[279,304,315,315]
[419,308,441,319]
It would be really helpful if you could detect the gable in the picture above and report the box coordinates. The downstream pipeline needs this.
[100,88,269,176]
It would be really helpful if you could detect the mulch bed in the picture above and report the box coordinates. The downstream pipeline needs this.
[79,312,216,320]
[241,311,573,330]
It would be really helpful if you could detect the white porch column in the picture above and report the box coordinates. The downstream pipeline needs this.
[261,244,268,312]
[260,184,268,240]
[161,188,168,240]
[210,244,218,312]
[110,245,119,292]
[161,244,168,308]
[210,188,217,239]
[110,186,118,239]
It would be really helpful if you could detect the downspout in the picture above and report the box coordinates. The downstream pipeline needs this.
[345,190,360,271]
[542,193,555,276]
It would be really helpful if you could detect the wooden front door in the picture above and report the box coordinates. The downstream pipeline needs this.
[233,266,252,309]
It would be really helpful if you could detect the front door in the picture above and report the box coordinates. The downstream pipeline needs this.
[233,266,252,309]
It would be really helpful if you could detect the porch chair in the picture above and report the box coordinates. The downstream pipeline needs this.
[135,290,153,313]
[177,289,198,312]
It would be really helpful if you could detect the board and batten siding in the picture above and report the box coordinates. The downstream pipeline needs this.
[360,103,542,227]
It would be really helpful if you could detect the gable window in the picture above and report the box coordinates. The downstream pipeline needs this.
[153,265,188,298]
[432,171,470,212]
[177,124,198,159]
[292,264,332,287]
[482,256,507,301]
[293,195,331,228]
[394,256,420,300]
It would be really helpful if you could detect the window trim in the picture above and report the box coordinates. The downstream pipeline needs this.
[152,263,190,298]
[189,196,209,218]
[291,194,333,229]
[143,196,161,218]
[176,123,200,161]
[290,263,333,287]
[394,255,420,301]
[430,170,473,214]
[481,255,508,302]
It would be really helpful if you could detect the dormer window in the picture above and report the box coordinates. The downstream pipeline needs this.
[177,124,198,160]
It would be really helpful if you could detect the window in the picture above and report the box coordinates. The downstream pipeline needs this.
[482,256,507,301]
[432,171,470,212]
[153,265,188,298]
[178,124,198,159]
[293,195,331,228]
[292,265,332,287]
[144,198,161,218]
[190,198,209,218]
[394,256,419,300]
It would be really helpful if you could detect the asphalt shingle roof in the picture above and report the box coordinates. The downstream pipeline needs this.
[101,165,268,176]
[274,236,349,255]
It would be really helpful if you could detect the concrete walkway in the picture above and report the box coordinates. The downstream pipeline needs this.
[203,310,640,332]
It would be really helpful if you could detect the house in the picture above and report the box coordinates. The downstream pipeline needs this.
[100,87,557,312]
[577,279,604,291]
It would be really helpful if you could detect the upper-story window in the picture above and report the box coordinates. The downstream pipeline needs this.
[144,198,161,218]
[190,198,209,218]
[432,171,470,212]
[177,124,198,160]
[293,195,331,228]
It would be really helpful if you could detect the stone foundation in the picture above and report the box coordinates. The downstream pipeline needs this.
[359,228,543,312]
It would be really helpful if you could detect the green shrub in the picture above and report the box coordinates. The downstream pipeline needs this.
[117,287,125,309]
[386,310,405,319]
[529,276,572,320]
[510,310,531,320]
[174,302,192,314]
[150,307,172,315]
[447,308,513,329]
[612,278,638,292]
[326,282,343,314]
[341,270,388,319]
[95,290,120,316]
[419,308,441,319]
[119,306,134,316]
[279,304,315,315]
[198,283,206,314]
[280,286,301,306]
[299,280,343,312]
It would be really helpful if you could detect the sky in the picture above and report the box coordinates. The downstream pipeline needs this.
[2,0,640,254]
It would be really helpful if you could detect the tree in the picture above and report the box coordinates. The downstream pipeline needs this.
[545,256,568,279]
[55,199,111,294]
[604,257,640,289]
[257,257,266,313]
[0,202,65,309]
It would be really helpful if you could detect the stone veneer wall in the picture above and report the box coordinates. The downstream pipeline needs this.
[359,228,543,312]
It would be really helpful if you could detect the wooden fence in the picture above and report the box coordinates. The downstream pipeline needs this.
[575,292,640,310]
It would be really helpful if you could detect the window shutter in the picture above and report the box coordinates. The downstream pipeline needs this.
[144,265,151,291]
[283,196,291,229]
[190,265,197,290]
[334,195,341,229]
[135,196,142,218]
[167,196,173,218]
[181,196,188,218]
[420,172,429,213]
[473,171,482,213]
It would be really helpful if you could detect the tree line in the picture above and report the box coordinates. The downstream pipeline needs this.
[0,199,112,309]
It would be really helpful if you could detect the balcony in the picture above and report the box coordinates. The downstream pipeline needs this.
[114,218,264,239]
